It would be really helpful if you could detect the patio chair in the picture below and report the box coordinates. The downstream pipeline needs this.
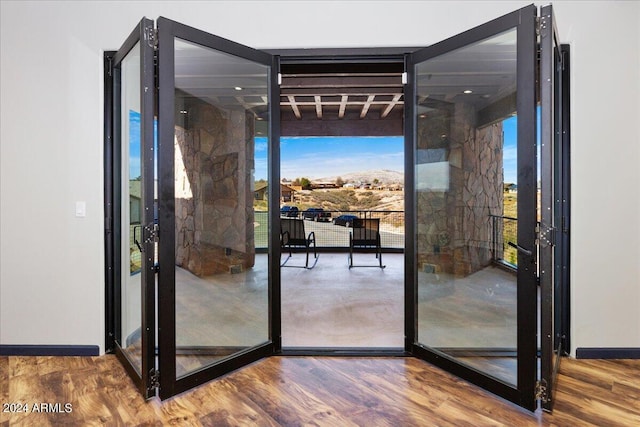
[280,218,318,269]
[349,218,385,269]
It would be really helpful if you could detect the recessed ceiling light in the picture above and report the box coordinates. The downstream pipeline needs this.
[463,89,473,94]
[234,86,243,91]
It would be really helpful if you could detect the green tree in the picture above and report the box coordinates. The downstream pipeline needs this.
[300,177,311,190]
[335,176,344,187]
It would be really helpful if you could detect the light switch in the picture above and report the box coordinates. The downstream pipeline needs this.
[75,201,86,217]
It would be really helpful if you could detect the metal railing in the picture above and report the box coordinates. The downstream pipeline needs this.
[255,210,404,251]
[489,214,518,267]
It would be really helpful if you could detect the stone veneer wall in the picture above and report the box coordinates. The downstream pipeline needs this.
[174,96,255,276]
[417,102,503,277]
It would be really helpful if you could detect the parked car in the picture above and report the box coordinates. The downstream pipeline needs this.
[302,207,332,222]
[332,214,359,227]
[280,206,299,217]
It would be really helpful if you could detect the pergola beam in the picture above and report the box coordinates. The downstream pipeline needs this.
[360,95,375,119]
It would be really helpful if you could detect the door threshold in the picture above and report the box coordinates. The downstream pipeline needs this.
[279,347,407,357]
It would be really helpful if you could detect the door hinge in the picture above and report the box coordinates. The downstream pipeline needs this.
[538,222,556,248]
[144,223,159,245]
[137,222,159,253]
[146,27,158,50]
[148,368,160,392]
[536,379,549,403]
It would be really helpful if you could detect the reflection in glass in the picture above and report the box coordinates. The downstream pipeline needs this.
[120,42,143,373]
[415,29,518,385]
[172,39,270,378]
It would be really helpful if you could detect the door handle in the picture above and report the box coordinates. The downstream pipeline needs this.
[508,241,532,257]
[133,225,143,252]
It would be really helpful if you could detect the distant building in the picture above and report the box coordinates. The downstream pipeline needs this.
[310,181,338,189]
[129,180,141,224]
[255,183,296,202]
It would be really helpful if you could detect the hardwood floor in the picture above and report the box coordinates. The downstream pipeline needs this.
[2,355,639,426]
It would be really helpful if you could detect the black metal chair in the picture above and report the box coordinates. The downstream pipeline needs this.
[280,218,318,269]
[349,218,385,268]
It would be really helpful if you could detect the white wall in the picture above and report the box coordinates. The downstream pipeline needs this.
[1,1,638,355]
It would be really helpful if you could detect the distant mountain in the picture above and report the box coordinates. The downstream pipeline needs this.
[317,169,403,185]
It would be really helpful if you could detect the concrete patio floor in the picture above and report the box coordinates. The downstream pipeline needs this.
[123,252,519,383]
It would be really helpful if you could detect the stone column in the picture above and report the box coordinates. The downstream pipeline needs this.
[174,95,256,276]
[416,101,503,277]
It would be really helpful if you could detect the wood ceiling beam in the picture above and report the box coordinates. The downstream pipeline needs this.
[287,95,302,119]
[380,94,403,118]
[282,76,402,88]
[314,95,323,119]
[338,95,348,119]
[360,95,375,119]
[280,87,403,96]
[280,100,404,107]
[234,96,251,111]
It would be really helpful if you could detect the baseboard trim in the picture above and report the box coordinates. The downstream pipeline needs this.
[576,347,640,359]
[0,345,99,356]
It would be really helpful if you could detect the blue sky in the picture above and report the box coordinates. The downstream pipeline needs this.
[257,130,518,183]
[255,136,404,181]
[129,110,141,178]
[502,116,517,184]
[130,109,518,184]
[129,110,157,179]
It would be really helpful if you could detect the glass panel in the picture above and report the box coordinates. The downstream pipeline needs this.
[415,28,518,385]
[172,38,270,378]
[120,42,143,373]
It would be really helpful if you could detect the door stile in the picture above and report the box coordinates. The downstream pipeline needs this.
[559,44,571,356]
[515,5,539,411]
[539,3,563,412]
[269,55,283,353]
[139,17,158,399]
[104,50,116,354]
[110,17,158,399]
[403,53,417,353]
[156,16,178,400]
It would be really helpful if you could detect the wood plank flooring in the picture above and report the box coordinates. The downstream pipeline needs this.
[1,355,639,426]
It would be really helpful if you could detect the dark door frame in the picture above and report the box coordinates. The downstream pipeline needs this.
[155,16,280,400]
[406,4,540,410]
[104,8,572,411]
[104,17,158,399]
[274,50,410,357]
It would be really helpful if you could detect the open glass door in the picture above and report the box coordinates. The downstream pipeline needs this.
[111,18,157,398]
[405,5,539,410]
[539,3,565,412]
[155,17,279,399]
